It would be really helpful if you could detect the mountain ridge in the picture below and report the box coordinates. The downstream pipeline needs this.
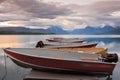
[0,26,119,34]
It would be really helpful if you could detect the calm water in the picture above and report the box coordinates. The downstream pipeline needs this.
[0,35,120,80]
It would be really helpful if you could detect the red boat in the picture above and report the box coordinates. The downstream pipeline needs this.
[46,38,84,43]
[36,41,98,48]
[3,48,118,75]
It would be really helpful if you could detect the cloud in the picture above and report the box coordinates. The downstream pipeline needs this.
[0,0,5,3]
[0,0,73,28]
[70,1,120,15]
[0,0,31,22]
[11,0,72,18]
[66,0,120,27]
[0,0,72,19]
[0,0,120,30]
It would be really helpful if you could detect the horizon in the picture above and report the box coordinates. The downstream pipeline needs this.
[0,0,120,30]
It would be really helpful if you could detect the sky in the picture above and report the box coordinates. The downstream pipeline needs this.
[0,0,120,30]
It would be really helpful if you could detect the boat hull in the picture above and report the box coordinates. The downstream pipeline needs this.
[4,48,116,75]
[46,38,84,43]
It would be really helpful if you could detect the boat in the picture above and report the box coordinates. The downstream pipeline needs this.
[48,47,108,56]
[3,48,118,75]
[35,41,98,48]
[46,37,84,43]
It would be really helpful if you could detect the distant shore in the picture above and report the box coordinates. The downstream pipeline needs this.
[0,32,55,35]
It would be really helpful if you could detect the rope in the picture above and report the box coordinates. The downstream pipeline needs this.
[1,52,7,80]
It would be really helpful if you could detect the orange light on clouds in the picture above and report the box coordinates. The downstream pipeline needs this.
[63,20,72,25]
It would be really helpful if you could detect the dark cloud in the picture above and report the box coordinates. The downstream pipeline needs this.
[11,0,72,18]
[0,0,5,3]
[0,0,72,19]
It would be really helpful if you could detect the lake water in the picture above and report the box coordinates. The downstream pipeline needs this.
[0,35,120,80]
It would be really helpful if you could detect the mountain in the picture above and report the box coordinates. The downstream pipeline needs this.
[105,27,120,34]
[47,26,68,34]
[69,26,118,34]
[0,27,53,34]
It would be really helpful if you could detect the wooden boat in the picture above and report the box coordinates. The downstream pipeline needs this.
[48,48,108,56]
[36,41,98,48]
[3,48,118,75]
[46,38,84,43]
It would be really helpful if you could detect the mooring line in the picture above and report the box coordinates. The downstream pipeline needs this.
[1,52,7,80]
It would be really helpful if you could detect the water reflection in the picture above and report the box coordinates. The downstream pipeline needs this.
[0,35,120,80]
[0,35,21,48]
[0,35,41,48]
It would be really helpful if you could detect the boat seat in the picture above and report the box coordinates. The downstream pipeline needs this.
[55,55,62,59]
[80,57,98,61]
